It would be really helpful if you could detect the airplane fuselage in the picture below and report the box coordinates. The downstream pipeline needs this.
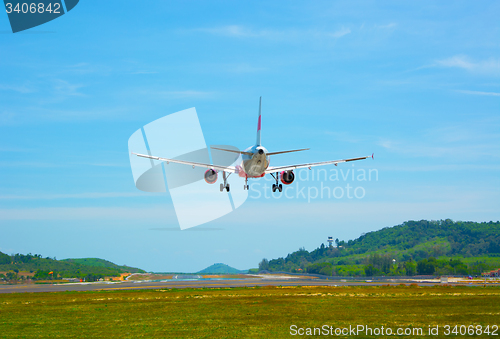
[241,145,270,178]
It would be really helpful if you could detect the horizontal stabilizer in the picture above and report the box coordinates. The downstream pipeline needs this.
[210,146,254,156]
[267,148,310,156]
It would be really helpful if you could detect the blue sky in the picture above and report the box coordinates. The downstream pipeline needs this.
[1,1,499,272]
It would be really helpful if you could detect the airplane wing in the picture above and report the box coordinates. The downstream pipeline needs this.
[132,152,237,173]
[264,154,374,174]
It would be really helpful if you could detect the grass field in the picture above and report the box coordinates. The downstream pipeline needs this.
[1,285,499,338]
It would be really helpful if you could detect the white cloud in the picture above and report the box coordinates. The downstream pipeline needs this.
[224,198,500,236]
[437,55,474,69]
[378,120,500,160]
[324,130,363,143]
[214,249,229,253]
[0,161,61,168]
[61,62,108,75]
[378,138,500,160]
[148,90,215,99]
[130,71,159,75]
[0,192,146,200]
[0,110,17,124]
[0,83,37,93]
[375,23,398,29]
[148,227,224,232]
[435,55,500,76]
[0,104,138,125]
[376,164,500,172]
[0,146,33,152]
[195,25,351,41]
[456,90,500,97]
[328,27,351,38]
[197,25,265,38]
[69,162,128,168]
[223,63,267,73]
[0,205,174,221]
[52,79,85,97]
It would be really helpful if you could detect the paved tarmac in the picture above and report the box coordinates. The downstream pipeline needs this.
[0,278,484,294]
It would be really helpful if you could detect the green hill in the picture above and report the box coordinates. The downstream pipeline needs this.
[197,263,247,274]
[61,258,145,273]
[260,219,500,277]
[0,252,145,282]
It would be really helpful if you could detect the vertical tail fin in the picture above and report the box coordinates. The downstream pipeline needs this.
[256,96,262,146]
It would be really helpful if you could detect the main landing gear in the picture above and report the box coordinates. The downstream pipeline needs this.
[220,171,230,192]
[243,177,249,190]
[270,172,282,193]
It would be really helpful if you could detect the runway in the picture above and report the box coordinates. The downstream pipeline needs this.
[0,277,483,294]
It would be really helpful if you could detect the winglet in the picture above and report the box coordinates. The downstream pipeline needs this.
[372,153,374,159]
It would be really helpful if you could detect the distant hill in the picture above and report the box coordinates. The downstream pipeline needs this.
[197,263,247,274]
[0,252,145,282]
[61,258,145,273]
[260,219,500,277]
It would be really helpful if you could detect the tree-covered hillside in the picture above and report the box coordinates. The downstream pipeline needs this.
[259,219,500,277]
[61,258,145,273]
[197,263,246,274]
[0,252,145,282]
[342,219,500,257]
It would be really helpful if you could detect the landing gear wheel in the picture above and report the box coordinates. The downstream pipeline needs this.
[221,171,231,193]
[271,172,281,193]
[244,184,249,190]
[246,185,249,190]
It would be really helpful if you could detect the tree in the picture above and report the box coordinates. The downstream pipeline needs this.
[0,252,10,264]
[405,261,417,276]
[417,258,436,275]
[6,272,18,281]
[34,270,49,280]
[319,265,333,276]
[258,258,269,271]
[364,264,381,276]
[306,262,332,275]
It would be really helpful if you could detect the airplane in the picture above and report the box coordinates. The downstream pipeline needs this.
[132,97,373,193]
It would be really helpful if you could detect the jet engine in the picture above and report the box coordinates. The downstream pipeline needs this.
[204,169,218,184]
[280,170,295,185]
